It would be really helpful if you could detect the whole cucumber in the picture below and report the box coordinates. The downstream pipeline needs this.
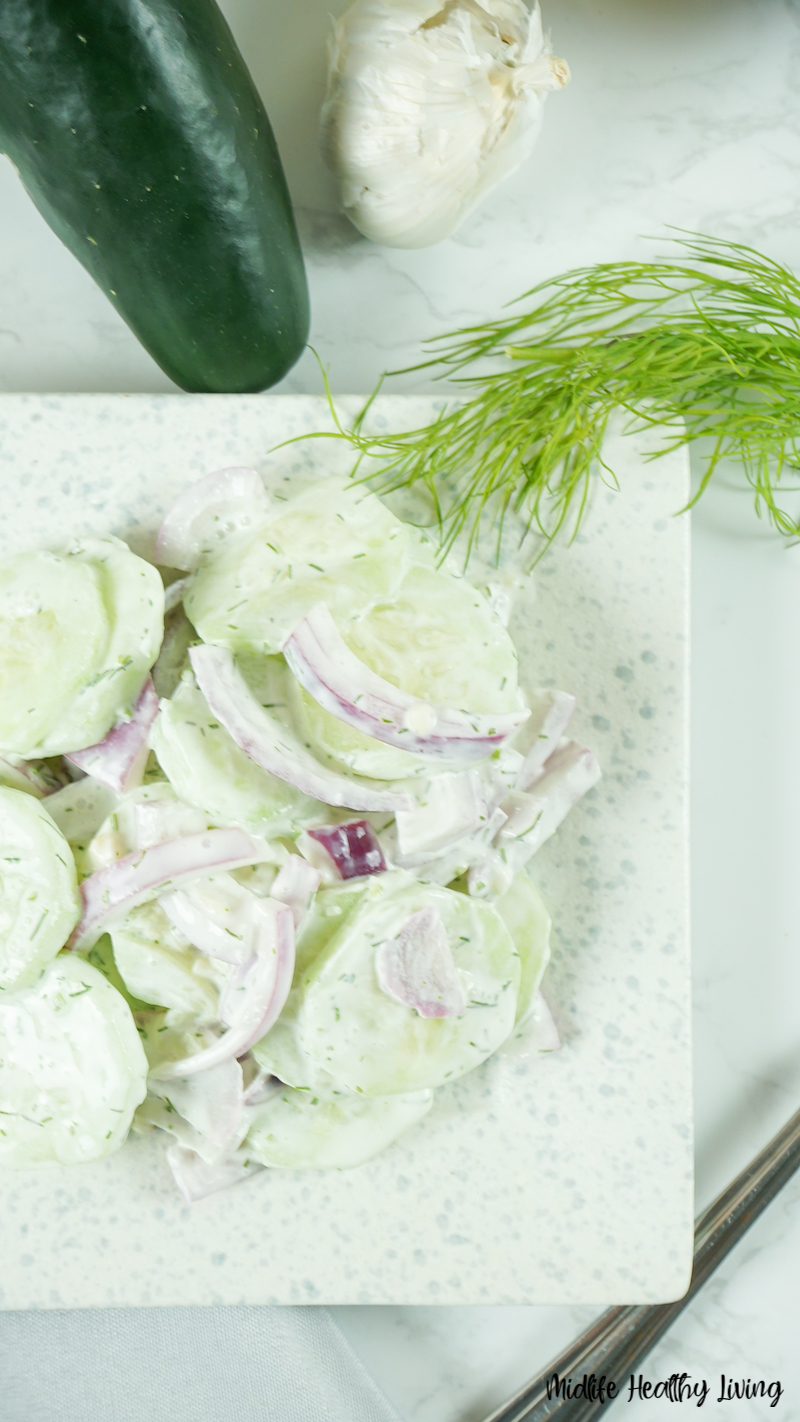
[0,0,309,392]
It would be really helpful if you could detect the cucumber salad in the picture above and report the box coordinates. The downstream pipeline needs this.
[0,470,599,1201]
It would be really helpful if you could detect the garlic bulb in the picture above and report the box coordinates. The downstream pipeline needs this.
[320,0,569,249]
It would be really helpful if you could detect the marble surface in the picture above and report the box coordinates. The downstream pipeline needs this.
[0,0,798,1409]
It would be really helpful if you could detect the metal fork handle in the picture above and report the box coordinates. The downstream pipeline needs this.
[483,1103,800,1422]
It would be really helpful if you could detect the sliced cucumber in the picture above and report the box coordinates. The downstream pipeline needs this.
[252,877,375,1087]
[110,902,221,1021]
[0,787,82,993]
[0,756,46,797]
[296,874,520,1095]
[184,478,414,654]
[292,562,522,779]
[0,955,147,1168]
[84,933,158,1014]
[151,673,322,838]
[0,549,109,753]
[40,777,119,851]
[134,1011,217,1074]
[246,1080,432,1170]
[51,537,165,755]
[494,870,552,1025]
[289,681,426,782]
[0,537,164,758]
[345,564,521,709]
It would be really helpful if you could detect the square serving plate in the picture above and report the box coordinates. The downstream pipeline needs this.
[0,393,691,1308]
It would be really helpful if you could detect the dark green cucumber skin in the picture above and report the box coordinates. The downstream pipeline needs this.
[0,0,309,392]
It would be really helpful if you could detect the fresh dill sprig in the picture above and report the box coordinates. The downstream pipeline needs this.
[322,233,800,561]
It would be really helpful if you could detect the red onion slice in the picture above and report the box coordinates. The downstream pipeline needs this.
[149,1058,245,1159]
[283,602,528,762]
[167,1144,263,1202]
[527,989,561,1052]
[303,820,387,881]
[160,880,255,965]
[375,906,466,1018]
[151,899,295,1079]
[270,855,321,927]
[514,689,577,789]
[242,1068,281,1107]
[164,576,190,613]
[466,850,515,900]
[65,678,159,793]
[189,643,413,814]
[218,955,256,1028]
[500,988,561,1058]
[501,740,601,852]
[131,795,209,851]
[155,466,270,571]
[69,826,263,950]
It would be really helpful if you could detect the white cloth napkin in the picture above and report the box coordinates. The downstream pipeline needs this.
[2,1306,402,1422]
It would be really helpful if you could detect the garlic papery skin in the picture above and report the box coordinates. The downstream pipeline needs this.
[320,0,569,249]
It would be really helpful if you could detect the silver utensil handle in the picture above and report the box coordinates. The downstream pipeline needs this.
[483,1103,800,1422]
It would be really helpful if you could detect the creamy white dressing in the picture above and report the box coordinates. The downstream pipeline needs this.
[0,956,147,1168]
[0,472,596,1191]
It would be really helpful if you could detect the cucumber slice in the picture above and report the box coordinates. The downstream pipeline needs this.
[289,681,425,783]
[50,537,165,755]
[252,878,374,1087]
[41,779,120,857]
[151,673,322,838]
[134,1011,218,1075]
[494,870,552,1024]
[246,1081,432,1169]
[346,564,521,710]
[0,756,48,797]
[0,537,164,758]
[85,933,158,1014]
[184,478,414,654]
[110,902,221,1021]
[41,778,123,883]
[0,549,109,753]
[296,874,520,1095]
[0,954,147,1168]
[0,759,33,795]
[293,562,521,779]
[0,787,82,993]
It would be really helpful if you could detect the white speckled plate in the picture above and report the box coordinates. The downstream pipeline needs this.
[0,394,691,1307]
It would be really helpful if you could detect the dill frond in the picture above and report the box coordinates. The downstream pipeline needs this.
[329,233,800,561]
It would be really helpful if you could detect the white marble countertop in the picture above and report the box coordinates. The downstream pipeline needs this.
[2,0,799,1414]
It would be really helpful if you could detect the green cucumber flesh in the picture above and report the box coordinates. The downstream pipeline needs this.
[293,561,523,780]
[47,537,164,756]
[296,874,521,1096]
[110,902,220,1020]
[246,1081,432,1171]
[151,673,322,838]
[252,878,375,1088]
[0,786,82,993]
[0,955,147,1167]
[494,869,552,1024]
[0,549,109,754]
[0,535,164,758]
[184,479,415,655]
